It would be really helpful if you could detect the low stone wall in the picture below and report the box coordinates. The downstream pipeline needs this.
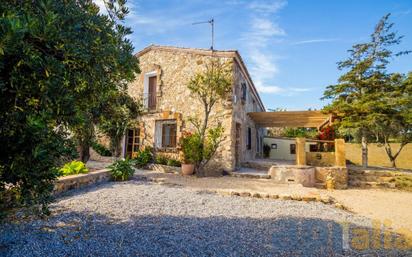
[53,169,111,195]
[149,164,180,174]
[315,167,348,189]
[269,165,315,187]
[306,152,335,167]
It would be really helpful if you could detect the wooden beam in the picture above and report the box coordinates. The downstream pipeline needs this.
[248,111,332,128]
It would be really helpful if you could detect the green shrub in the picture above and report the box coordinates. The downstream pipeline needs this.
[59,161,89,176]
[155,155,168,165]
[91,141,112,157]
[394,175,412,192]
[167,159,181,167]
[132,148,153,168]
[109,159,134,181]
[180,132,202,164]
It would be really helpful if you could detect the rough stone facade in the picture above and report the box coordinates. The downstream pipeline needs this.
[122,45,265,174]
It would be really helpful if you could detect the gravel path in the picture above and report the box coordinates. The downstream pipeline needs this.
[1,178,410,257]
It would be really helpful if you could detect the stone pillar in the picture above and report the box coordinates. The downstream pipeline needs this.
[335,139,346,167]
[296,138,306,166]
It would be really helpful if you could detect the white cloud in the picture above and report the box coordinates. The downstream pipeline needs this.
[251,18,285,37]
[248,0,287,13]
[292,38,339,45]
[241,0,288,94]
[290,87,311,92]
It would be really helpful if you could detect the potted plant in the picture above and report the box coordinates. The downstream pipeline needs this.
[180,131,201,175]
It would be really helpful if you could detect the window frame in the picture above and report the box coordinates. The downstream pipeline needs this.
[125,128,141,158]
[155,119,178,151]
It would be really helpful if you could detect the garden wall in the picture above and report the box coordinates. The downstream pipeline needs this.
[53,169,111,195]
[306,152,335,167]
[345,143,412,169]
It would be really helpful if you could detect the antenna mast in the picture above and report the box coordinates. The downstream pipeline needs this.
[192,18,214,50]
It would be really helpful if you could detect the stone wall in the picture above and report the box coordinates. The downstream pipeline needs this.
[232,61,265,165]
[315,167,348,189]
[53,169,111,195]
[306,152,335,167]
[125,46,264,174]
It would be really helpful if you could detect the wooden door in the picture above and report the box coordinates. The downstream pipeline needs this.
[148,76,157,110]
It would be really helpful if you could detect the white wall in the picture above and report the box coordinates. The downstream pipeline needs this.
[263,137,316,161]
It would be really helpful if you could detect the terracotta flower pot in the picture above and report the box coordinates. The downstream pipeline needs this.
[181,163,195,175]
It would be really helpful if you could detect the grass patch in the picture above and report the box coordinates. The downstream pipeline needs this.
[393,174,412,192]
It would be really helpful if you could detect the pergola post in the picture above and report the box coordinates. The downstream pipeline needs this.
[296,137,306,166]
[335,139,346,167]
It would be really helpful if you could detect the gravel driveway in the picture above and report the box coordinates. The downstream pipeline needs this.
[1,178,410,257]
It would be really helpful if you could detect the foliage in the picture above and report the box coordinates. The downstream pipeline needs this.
[322,13,411,168]
[281,128,318,139]
[59,161,89,176]
[167,159,181,167]
[392,175,412,192]
[108,159,134,181]
[132,148,153,168]
[0,0,138,215]
[187,59,232,173]
[263,144,271,158]
[155,155,168,165]
[180,132,202,164]
[98,91,141,157]
[203,126,225,162]
[91,141,112,157]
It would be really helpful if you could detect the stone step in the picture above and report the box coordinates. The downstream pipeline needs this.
[349,174,395,183]
[348,169,395,177]
[349,181,396,189]
[228,171,271,179]
[314,182,325,189]
[241,162,271,171]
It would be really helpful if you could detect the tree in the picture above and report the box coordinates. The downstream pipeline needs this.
[322,13,410,168]
[98,91,141,158]
[0,0,139,214]
[187,58,232,173]
[369,73,412,167]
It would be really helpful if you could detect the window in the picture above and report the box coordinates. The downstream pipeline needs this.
[162,123,177,148]
[241,83,247,102]
[143,71,157,110]
[247,127,252,150]
[290,144,296,154]
[155,120,177,149]
[309,144,318,152]
[148,76,157,110]
[125,128,140,158]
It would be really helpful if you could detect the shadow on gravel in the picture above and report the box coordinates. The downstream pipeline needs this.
[1,210,411,257]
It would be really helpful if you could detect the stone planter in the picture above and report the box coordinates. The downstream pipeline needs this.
[181,164,195,175]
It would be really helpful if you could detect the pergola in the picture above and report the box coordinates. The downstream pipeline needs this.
[248,111,333,130]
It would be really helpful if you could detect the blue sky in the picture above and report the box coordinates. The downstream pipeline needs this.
[97,0,412,110]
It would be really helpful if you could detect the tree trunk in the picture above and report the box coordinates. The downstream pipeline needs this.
[79,143,90,163]
[384,142,407,169]
[361,136,368,168]
[390,158,396,168]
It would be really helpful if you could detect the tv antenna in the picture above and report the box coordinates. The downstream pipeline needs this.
[192,18,214,50]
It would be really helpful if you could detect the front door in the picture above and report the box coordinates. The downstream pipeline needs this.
[235,123,241,168]
[148,76,157,110]
[125,128,140,158]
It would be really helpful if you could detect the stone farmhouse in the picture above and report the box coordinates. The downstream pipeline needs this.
[121,45,266,174]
